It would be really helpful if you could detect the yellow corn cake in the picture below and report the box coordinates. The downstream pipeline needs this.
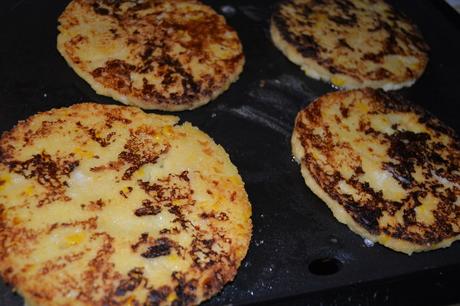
[271,0,429,90]
[292,89,459,254]
[57,0,244,111]
[0,103,252,305]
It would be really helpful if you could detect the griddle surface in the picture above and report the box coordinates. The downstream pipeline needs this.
[0,0,459,305]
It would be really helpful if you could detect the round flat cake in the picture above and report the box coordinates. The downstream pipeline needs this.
[0,103,252,305]
[292,89,459,254]
[271,0,429,90]
[57,0,244,111]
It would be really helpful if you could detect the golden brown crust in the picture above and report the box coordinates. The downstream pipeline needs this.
[292,89,460,254]
[271,0,429,90]
[0,103,252,305]
[57,0,244,111]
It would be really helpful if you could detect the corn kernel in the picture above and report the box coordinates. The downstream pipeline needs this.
[229,176,241,185]
[161,126,174,138]
[355,101,369,113]
[23,185,35,196]
[167,254,179,263]
[134,167,145,179]
[167,293,177,303]
[65,232,85,246]
[125,296,136,306]
[0,174,11,191]
[74,147,94,159]
[378,235,389,244]
[331,76,345,87]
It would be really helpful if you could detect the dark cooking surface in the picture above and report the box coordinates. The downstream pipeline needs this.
[0,0,459,305]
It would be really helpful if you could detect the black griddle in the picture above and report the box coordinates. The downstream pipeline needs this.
[0,1,459,305]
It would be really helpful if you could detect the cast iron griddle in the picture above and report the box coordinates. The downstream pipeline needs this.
[0,0,459,305]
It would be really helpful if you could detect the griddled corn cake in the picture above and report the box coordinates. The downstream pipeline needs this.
[271,0,429,90]
[292,89,460,254]
[0,103,252,305]
[57,0,244,111]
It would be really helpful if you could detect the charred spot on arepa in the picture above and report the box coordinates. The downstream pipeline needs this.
[141,237,175,259]
[113,267,145,297]
[138,171,193,205]
[117,126,171,180]
[293,89,459,254]
[4,152,79,207]
[200,211,229,221]
[134,199,162,217]
[76,121,117,147]
[81,198,106,211]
